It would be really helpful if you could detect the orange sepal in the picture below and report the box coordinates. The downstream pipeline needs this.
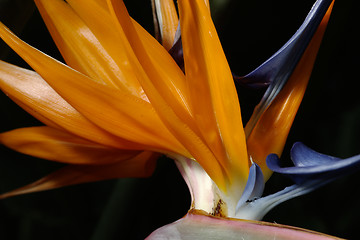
[52,0,147,99]
[178,0,249,187]
[0,60,144,150]
[0,126,141,165]
[0,22,188,156]
[108,0,228,190]
[107,0,194,129]
[153,0,179,50]
[34,0,145,98]
[0,151,159,199]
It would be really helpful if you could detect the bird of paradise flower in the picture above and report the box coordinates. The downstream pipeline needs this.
[0,0,359,239]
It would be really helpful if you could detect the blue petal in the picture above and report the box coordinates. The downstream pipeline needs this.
[241,0,332,87]
[236,162,264,213]
[242,0,333,132]
[236,180,328,220]
[237,142,360,220]
[267,142,360,184]
[290,142,340,167]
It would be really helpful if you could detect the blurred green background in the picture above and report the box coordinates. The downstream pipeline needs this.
[0,0,359,239]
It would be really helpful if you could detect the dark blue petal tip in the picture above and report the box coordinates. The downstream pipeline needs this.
[242,0,333,135]
[267,142,360,184]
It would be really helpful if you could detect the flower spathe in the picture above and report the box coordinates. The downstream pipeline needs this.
[146,210,342,240]
[0,0,358,239]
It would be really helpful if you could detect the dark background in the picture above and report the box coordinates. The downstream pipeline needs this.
[0,0,359,239]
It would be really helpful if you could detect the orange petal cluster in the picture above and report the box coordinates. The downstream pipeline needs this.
[0,0,333,197]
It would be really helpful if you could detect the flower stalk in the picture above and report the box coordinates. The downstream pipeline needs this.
[175,155,238,218]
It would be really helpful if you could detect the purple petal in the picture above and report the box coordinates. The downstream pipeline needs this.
[236,162,264,212]
[240,0,332,87]
[291,142,340,167]
[267,142,360,184]
[238,180,330,220]
[240,143,360,219]
[168,37,184,71]
[242,0,333,132]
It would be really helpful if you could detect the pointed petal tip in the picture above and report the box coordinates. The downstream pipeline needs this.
[0,151,159,199]
[267,142,360,184]
[245,0,334,137]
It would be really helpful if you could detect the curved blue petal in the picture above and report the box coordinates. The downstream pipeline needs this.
[236,162,264,214]
[242,0,333,133]
[267,142,360,184]
[236,180,328,220]
[240,0,332,86]
[290,142,340,166]
[238,143,360,220]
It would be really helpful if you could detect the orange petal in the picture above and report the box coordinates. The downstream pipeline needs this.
[88,0,109,11]
[54,0,147,100]
[178,0,249,186]
[0,151,159,199]
[152,0,179,50]
[0,126,140,164]
[0,60,144,150]
[0,23,188,156]
[203,0,210,10]
[107,0,194,129]
[131,19,195,127]
[34,0,144,99]
[246,1,334,180]
[108,0,228,190]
